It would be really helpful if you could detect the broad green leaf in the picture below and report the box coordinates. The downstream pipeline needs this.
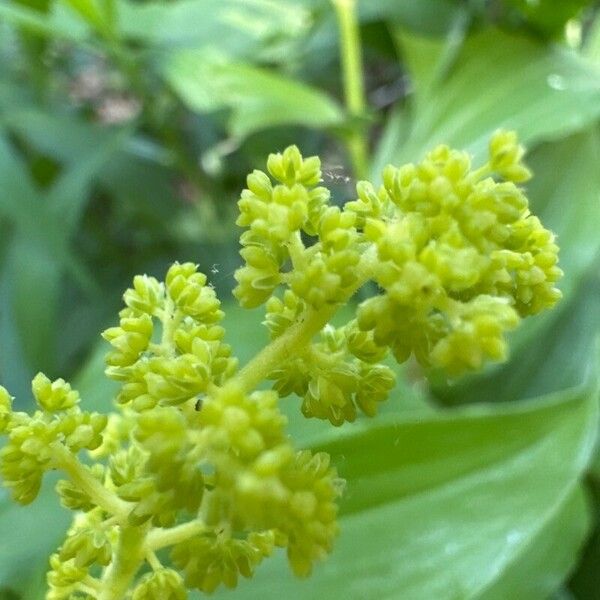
[478,484,590,600]
[119,0,310,57]
[0,127,126,374]
[162,50,344,138]
[0,266,33,406]
[524,131,600,300]
[44,125,131,233]
[568,475,600,599]
[0,0,89,41]
[375,27,600,174]
[0,478,70,598]
[1,109,119,166]
[227,384,597,599]
[503,0,593,38]
[6,232,62,376]
[60,0,109,36]
[0,135,40,229]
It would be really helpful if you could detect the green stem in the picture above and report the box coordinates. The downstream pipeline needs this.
[332,0,368,180]
[50,443,131,522]
[226,245,378,395]
[146,518,207,551]
[160,298,183,354]
[98,526,146,600]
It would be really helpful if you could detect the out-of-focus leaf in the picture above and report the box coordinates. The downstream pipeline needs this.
[503,0,593,38]
[72,339,118,414]
[0,267,33,405]
[358,0,460,32]
[568,473,600,599]
[3,110,118,165]
[162,50,344,138]
[45,125,131,233]
[0,0,89,41]
[524,132,600,300]
[375,27,600,174]
[0,478,70,598]
[61,0,108,34]
[0,126,126,374]
[0,135,40,230]
[226,383,597,600]
[119,0,310,57]
[6,232,62,375]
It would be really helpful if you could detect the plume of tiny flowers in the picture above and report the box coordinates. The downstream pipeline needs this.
[0,130,561,598]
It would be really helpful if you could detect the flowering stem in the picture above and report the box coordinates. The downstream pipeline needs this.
[146,518,207,551]
[98,526,146,600]
[50,443,131,522]
[332,0,368,179]
[228,245,378,395]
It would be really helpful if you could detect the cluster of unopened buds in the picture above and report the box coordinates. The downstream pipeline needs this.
[0,130,561,598]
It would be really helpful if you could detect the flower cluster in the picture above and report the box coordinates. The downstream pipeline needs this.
[0,263,342,599]
[354,131,561,374]
[0,376,106,505]
[234,145,359,309]
[0,131,561,598]
[267,313,395,426]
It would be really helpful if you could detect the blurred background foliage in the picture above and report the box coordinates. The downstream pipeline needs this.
[2,0,600,598]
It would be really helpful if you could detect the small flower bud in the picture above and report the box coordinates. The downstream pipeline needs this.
[32,373,79,412]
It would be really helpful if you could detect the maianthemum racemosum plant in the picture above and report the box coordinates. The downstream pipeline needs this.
[0,131,562,599]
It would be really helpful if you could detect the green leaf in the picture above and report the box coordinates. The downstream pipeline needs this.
[119,0,310,57]
[161,50,344,138]
[568,473,600,599]
[0,266,33,405]
[0,0,89,41]
[375,27,600,174]
[44,125,131,233]
[228,384,598,599]
[6,232,62,376]
[0,477,70,597]
[60,0,110,36]
[0,127,125,374]
[503,0,593,38]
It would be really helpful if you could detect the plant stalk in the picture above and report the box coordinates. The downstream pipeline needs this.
[226,245,378,395]
[98,526,146,600]
[332,0,368,180]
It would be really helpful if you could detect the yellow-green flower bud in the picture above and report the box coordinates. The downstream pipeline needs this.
[60,528,112,568]
[56,465,104,511]
[132,569,187,600]
[103,313,153,368]
[0,385,13,432]
[124,275,165,316]
[172,532,275,593]
[47,553,87,600]
[264,290,305,339]
[266,145,321,187]
[32,373,79,412]
[166,262,223,322]
[489,129,532,183]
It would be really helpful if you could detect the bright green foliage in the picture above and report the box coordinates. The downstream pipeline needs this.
[0,133,561,598]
